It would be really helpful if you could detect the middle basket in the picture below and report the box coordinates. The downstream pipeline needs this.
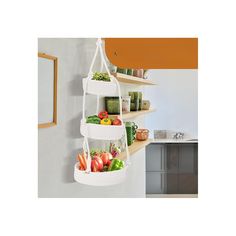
[80,119,125,140]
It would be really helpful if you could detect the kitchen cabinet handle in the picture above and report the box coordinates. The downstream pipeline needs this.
[161,148,163,170]
[161,146,165,171]
[160,174,163,190]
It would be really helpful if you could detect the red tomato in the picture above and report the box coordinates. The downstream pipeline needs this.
[100,152,113,165]
[112,118,122,126]
[107,159,112,167]
[91,156,103,172]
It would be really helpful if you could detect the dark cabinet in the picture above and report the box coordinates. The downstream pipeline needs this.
[146,172,165,194]
[146,144,166,172]
[166,174,178,194]
[146,143,198,194]
[167,144,179,172]
[146,144,166,194]
[178,144,195,173]
[178,174,197,194]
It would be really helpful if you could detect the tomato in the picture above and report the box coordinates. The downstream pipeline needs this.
[112,118,122,126]
[91,156,103,172]
[100,152,113,165]
[107,159,112,167]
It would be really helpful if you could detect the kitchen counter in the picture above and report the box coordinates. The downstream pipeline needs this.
[150,139,198,143]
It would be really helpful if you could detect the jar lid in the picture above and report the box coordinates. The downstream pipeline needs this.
[136,129,149,133]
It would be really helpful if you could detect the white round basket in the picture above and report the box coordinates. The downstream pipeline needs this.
[83,78,118,96]
[80,119,125,140]
[74,163,128,186]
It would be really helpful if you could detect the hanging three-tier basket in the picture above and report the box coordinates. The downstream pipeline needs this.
[74,38,130,186]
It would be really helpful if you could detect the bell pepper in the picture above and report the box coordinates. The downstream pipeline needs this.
[100,118,112,125]
[86,115,101,124]
[98,111,108,119]
[108,158,124,171]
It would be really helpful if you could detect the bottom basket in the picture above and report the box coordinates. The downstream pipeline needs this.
[74,163,128,186]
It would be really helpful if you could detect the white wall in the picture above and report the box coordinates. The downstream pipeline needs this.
[144,69,198,138]
[38,38,146,197]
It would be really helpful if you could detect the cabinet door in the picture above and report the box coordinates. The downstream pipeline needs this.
[178,174,197,194]
[167,144,179,172]
[146,144,166,171]
[146,172,165,194]
[166,174,178,194]
[179,144,195,173]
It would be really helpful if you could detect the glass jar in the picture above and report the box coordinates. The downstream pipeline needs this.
[127,69,133,75]
[138,92,142,110]
[129,91,140,111]
[105,97,120,114]
[122,96,131,113]
[117,68,127,74]
[133,69,144,78]
[136,129,149,141]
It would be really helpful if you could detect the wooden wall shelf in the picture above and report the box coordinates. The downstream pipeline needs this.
[109,109,155,120]
[118,139,151,160]
[112,73,156,85]
[122,109,155,119]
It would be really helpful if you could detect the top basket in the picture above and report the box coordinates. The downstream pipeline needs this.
[82,76,118,96]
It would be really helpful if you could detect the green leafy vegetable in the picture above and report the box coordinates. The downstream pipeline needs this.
[86,115,101,124]
[92,72,111,82]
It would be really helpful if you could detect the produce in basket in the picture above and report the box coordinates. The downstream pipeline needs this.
[109,143,121,158]
[100,152,113,165]
[91,156,103,172]
[86,111,122,126]
[100,118,112,125]
[77,153,87,170]
[108,158,124,171]
[112,117,122,126]
[76,145,123,172]
[92,72,110,82]
[86,115,101,124]
[98,111,108,119]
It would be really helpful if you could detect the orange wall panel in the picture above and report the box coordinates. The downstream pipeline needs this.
[104,38,198,69]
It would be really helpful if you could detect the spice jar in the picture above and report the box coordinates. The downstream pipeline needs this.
[122,96,131,113]
[133,69,144,78]
[138,92,142,110]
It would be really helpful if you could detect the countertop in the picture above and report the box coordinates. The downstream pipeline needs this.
[150,139,198,143]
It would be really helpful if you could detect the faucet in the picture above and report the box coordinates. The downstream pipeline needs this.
[173,132,184,139]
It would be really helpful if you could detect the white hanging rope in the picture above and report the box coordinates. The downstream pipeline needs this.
[88,42,99,75]
[96,45,103,114]
[84,137,91,173]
